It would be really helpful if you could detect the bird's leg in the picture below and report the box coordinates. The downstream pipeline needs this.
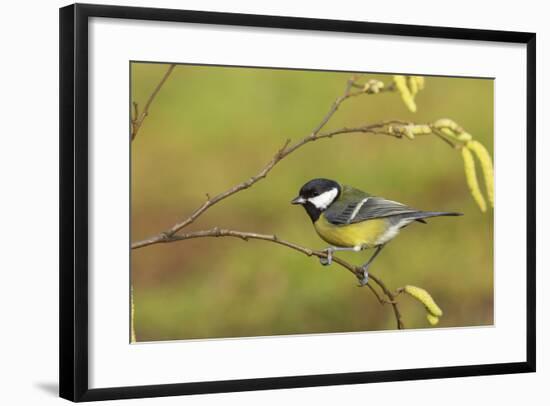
[358,244,385,286]
[320,246,360,266]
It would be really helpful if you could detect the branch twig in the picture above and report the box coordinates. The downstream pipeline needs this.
[134,227,404,329]
[131,64,176,141]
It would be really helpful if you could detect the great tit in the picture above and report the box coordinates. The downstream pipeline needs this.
[291,178,462,285]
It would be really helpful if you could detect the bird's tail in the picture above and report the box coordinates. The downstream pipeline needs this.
[411,211,463,224]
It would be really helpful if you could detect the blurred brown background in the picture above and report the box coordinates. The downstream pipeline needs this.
[131,62,493,342]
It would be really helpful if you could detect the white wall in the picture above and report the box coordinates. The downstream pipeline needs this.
[0,0,545,404]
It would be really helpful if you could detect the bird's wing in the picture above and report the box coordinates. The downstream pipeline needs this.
[325,195,419,225]
[322,186,370,225]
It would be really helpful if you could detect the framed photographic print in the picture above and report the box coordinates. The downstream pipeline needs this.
[59,3,536,402]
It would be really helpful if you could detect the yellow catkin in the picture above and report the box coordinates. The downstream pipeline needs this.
[462,147,487,212]
[404,126,415,140]
[457,132,473,142]
[411,124,431,135]
[433,118,461,133]
[467,140,494,207]
[404,285,443,317]
[393,75,417,112]
[407,76,419,96]
[414,76,425,90]
[426,314,440,326]
[439,127,456,138]
[364,80,383,93]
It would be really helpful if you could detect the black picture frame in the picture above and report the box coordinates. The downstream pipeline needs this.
[59,3,536,402]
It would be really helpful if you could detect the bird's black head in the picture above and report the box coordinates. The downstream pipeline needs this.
[291,178,341,222]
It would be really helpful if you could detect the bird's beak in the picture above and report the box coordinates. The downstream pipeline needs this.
[291,196,306,205]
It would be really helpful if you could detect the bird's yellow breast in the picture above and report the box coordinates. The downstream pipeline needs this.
[314,214,388,248]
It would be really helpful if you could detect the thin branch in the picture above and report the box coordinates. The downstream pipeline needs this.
[351,81,397,94]
[131,64,176,141]
[368,274,404,329]
[310,76,358,134]
[132,227,404,329]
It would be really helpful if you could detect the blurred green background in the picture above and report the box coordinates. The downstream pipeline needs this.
[131,62,493,342]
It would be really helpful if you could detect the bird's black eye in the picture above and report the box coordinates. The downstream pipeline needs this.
[311,192,319,197]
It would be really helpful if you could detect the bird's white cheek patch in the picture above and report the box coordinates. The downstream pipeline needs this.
[308,188,338,210]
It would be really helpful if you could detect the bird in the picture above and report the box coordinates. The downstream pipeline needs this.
[291,178,462,286]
